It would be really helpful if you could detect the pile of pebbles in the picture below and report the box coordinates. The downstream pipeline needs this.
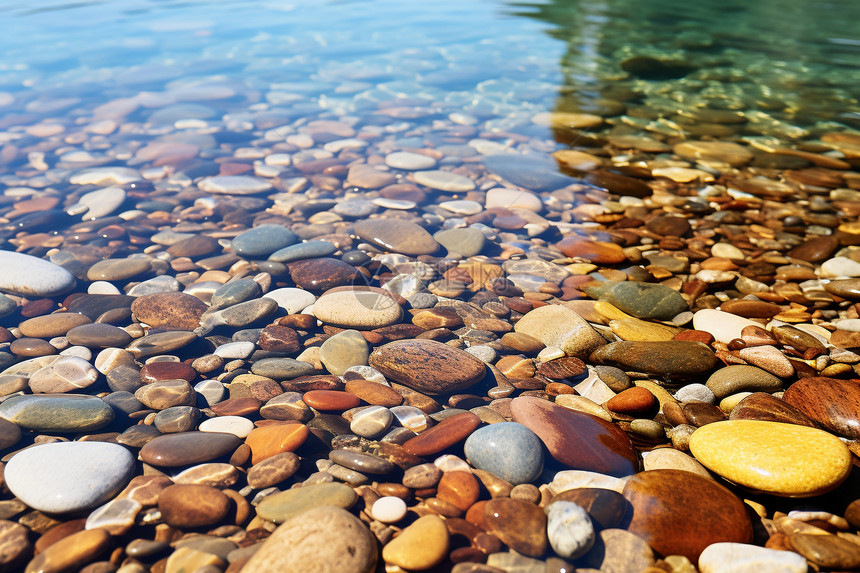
[2,89,860,573]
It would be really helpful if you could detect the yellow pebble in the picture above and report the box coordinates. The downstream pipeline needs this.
[382,515,449,570]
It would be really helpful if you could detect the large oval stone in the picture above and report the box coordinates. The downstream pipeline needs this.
[243,506,376,573]
[583,281,688,320]
[483,498,548,557]
[510,396,638,477]
[139,432,242,467]
[689,420,852,497]
[5,441,135,513]
[590,341,717,376]
[314,289,403,328]
[354,219,439,256]
[289,258,363,292]
[256,482,358,523]
[783,377,860,439]
[728,392,818,428]
[0,251,76,297]
[369,339,486,395]
[622,469,753,562]
[0,394,114,432]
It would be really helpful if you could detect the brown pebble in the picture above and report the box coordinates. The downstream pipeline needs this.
[157,484,231,528]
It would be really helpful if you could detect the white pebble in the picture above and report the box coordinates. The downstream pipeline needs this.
[698,542,808,573]
[371,496,408,523]
[546,501,595,559]
[198,415,255,438]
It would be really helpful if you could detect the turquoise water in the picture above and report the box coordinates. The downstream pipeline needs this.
[3,0,859,147]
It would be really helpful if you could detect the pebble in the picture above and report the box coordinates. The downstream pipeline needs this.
[692,309,758,343]
[514,305,606,359]
[319,329,369,375]
[314,289,403,328]
[689,420,852,496]
[0,251,76,297]
[0,393,114,431]
[243,506,377,573]
[369,339,486,395]
[386,151,437,170]
[231,224,297,257]
[590,340,718,376]
[139,431,242,467]
[510,396,638,477]
[546,500,595,559]
[463,422,544,484]
[289,257,363,292]
[354,219,440,256]
[370,496,408,523]
[383,514,450,569]
[198,175,273,195]
[255,482,358,523]
[5,441,135,513]
[583,281,689,320]
[158,484,231,528]
[413,170,476,192]
[783,377,860,438]
[706,365,783,399]
[698,542,808,573]
[623,469,753,562]
[483,498,548,557]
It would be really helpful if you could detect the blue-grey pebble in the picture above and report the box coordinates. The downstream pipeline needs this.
[231,224,297,258]
[268,241,338,263]
[463,421,543,484]
[211,278,262,309]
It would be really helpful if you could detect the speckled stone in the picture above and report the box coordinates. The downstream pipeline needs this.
[131,292,208,331]
[464,422,543,484]
[5,441,135,513]
[369,339,486,395]
[546,501,595,559]
[28,356,99,393]
[689,420,852,496]
[706,365,783,399]
[590,340,717,376]
[243,506,377,573]
[289,258,363,292]
[314,289,403,328]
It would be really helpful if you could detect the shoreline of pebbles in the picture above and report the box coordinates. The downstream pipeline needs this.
[3,90,860,573]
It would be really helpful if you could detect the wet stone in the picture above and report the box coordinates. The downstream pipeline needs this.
[483,498,547,557]
[244,506,377,573]
[698,542,808,573]
[546,500,595,559]
[329,449,396,474]
[354,219,440,256]
[510,396,638,477]
[139,431,242,467]
[28,355,98,393]
[289,258,363,292]
[463,422,544,485]
[435,227,486,257]
[783,377,860,439]
[0,393,114,432]
[622,469,753,562]
[314,289,404,328]
[87,257,151,282]
[369,339,486,395]
[319,329,370,375]
[590,340,717,376]
[0,520,30,568]
[165,234,220,258]
[210,278,261,309]
[0,251,77,297]
[584,281,688,320]
[403,411,481,456]
[255,482,358,523]
[706,365,783,399]
[350,405,393,438]
[127,331,198,358]
[66,322,132,348]
[135,379,195,409]
[514,305,605,359]
[231,224,297,258]
[245,422,309,464]
[413,169,476,192]
[158,484,231,528]
[269,240,338,263]
[131,292,208,331]
[788,533,860,570]
[5,441,135,513]
[728,392,819,427]
[550,487,629,530]
[251,358,316,379]
[24,528,111,573]
[689,420,852,496]
[18,313,91,338]
[198,175,272,195]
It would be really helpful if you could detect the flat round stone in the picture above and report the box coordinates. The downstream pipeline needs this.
[0,394,114,432]
[5,441,135,513]
[706,365,782,399]
[319,329,370,376]
[243,506,376,573]
[413,170,475,192]
[314,289,403,329]
[369,339,486,395]
[139,431,242,467]
[158,484,231,528]
[28,356,98,393]
[255,482,358,523]
[354,219,439,256]
[245,423,309,464]
[231,224,297,258]
[434,228,486,257]
[18,313,91,338]
[622,469,753,562]
[464,422,544,485]
[689,420,852,497]
[289,258,363,292]
[268,240,338,263]
[510,396,638,477]
[386,151,437,170]
[86,258,151,282]
[0,251,76,297]
[66,323,133,348]
[483,498,547,557]
[127,331,198,358]
[589,341,717,376]
[198,175,273,195]
[131,292,208,331]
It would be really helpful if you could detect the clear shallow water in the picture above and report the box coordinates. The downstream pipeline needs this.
[3,0,859,160]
